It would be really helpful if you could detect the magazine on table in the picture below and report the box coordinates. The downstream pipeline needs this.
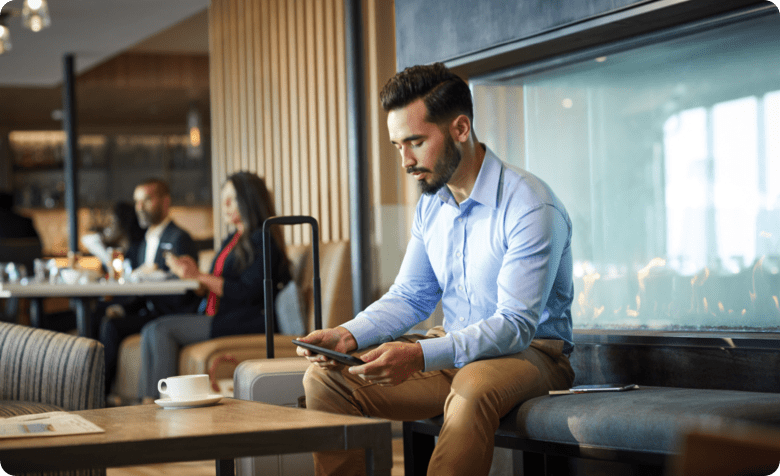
[0,412,104,439]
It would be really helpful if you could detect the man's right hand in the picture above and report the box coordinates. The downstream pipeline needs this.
[295,327,358,369]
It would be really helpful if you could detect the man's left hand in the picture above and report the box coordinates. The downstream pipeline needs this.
[348,342,424,386]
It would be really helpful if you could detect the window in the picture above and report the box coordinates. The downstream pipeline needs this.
[471,9,780,331]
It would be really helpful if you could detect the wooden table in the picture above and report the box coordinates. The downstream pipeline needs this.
[0,398,393,476]
[0,279,200,338]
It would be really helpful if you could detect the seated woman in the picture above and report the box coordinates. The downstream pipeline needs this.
[137,171,292,400]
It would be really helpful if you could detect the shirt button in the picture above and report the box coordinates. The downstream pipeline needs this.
[458,218,463,222]
[456,252,462,258]
[458,285,464,291]
[459,317,465,322]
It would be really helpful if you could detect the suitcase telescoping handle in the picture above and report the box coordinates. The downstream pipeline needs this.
[262,215,322,359]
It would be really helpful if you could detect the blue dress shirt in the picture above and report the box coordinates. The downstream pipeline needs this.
[342,148,574,371]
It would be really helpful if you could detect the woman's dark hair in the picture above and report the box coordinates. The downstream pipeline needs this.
[379,62,473,125]
[97,201,144,249]
[113,202,145,244]
[227,171,289,273]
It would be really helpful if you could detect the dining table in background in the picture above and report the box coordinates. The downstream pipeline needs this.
[0,279,200,338]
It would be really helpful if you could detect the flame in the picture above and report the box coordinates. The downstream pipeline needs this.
[718,302,725,313]
[577,292,587,316]
[582,272,601,292]
[703,297,709,313]
[752,257,764,301]
[690,267,710,286]
[774,296,779,311]
[577,270,601,318]
[759,230,773,239]
[637,258,666,292]
[742,309,747,316]
[690,268,711,313]
[625,295,641,317]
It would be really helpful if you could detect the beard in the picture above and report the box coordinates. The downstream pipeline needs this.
[408,136,462,195]
[136,209,162,229]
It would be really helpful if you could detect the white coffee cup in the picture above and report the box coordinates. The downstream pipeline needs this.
[158,374,211,399]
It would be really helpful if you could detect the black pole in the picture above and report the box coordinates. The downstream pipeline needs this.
[344,0,372,315]
[63,54,79,253]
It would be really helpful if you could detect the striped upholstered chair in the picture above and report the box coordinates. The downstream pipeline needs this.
[0,321,105,476]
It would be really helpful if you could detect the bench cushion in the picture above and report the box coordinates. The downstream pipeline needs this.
[507,386,780,454]
[416,386,780,457]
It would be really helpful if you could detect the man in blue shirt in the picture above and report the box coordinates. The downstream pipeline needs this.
[297,63,575,476]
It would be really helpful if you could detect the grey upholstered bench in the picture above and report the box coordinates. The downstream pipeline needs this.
[403,386,780,475]
[403,331,780,475]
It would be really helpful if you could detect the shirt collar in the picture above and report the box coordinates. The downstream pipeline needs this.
[436,145,503,210]
[145,217,171,241]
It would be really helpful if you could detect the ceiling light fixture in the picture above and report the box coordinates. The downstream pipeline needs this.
[0,15,10,54]
[22,0,50,33]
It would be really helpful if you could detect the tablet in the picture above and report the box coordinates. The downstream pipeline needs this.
[291,339,365,367]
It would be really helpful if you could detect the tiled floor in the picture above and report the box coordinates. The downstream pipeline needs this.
[106,438,405,476]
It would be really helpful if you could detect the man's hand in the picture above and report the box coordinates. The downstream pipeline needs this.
[348,342,424,386]
[105,304,126,319]
[295,327,357,369]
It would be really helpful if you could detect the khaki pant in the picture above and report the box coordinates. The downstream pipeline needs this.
[302,327,575,476]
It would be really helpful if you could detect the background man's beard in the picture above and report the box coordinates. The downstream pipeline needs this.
[419,138,461,195]
[137,210,161,228]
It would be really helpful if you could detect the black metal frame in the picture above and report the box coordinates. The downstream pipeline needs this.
[402,419,668,476]
[262,215,322,359]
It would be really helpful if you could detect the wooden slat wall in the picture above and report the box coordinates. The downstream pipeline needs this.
[209,0,352,246]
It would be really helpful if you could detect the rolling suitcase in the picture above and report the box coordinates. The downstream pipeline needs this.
[234,216,321,476]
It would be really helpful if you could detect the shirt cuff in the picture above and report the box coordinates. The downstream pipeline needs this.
[340,317,384,349]
[418,335,456,372]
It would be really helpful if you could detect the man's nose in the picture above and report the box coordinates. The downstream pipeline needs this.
[401,148,415,169]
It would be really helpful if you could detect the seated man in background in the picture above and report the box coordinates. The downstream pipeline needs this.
[99,178,199,399]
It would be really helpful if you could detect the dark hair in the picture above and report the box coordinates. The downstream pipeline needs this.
[226,172,289,273]
[136,178,171,198]
[379,62,473,125]
[113,201,145,244]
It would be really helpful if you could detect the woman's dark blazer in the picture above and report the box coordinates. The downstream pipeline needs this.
[209,228,291,338]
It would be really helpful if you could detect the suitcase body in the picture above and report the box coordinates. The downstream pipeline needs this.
[234,358,314,475]
[234,216,320,476]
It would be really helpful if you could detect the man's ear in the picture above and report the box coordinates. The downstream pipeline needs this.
[449,114,471,143]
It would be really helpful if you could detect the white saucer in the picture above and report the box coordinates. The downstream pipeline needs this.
[155,394,224,410]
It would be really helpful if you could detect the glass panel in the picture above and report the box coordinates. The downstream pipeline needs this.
[471,10,780,331]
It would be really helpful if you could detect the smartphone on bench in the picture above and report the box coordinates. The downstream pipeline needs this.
[549,383,639,395]
[291,339,365,367]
